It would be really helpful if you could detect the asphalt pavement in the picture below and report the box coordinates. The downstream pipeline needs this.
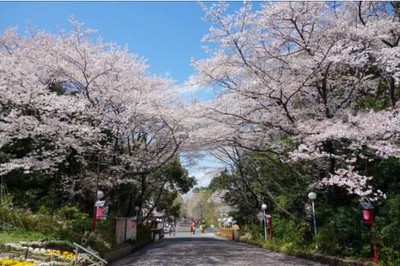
[110,231,326,266]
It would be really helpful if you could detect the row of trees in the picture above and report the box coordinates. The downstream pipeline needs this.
[0,18,195,221]
[1,1,400,263]
[188,1,400,201]
[183,2,400,264]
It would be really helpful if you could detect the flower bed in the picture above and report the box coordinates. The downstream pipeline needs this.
[3,242,75,262]
[0,241,78,266]
[0,258,37,266]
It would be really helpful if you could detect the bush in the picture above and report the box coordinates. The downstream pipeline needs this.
[379,246,400,266]
[238,224,263,242]
[0,205,115,256]
[239,232,253,242]
[272,216,312,250]
[315,224,341,254]
[81,231,112,256]
[56,205,91,233]
[0,207,59,235]
[316,206,366,257]
[136,225,152,245]
[375,194,400,265]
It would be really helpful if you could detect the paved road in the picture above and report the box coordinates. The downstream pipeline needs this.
[110,232,326,266]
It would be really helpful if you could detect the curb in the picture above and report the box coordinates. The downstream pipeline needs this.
[104,240,153,263]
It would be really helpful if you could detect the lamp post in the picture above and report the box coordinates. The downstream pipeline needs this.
[93,190,104,232]
[135,206,140,222]
[261,203,267,241]
[308,192,317,249]
[361,201,378,264]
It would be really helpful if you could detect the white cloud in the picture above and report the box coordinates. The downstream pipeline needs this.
[174,83,215,103]
[184,154,225,188]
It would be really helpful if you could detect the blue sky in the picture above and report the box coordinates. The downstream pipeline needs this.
[0,1,249,187]
[0,2,208,83]
[0,2,244,83]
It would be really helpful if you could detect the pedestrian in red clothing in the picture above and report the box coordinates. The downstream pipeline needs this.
[190,224,195,235]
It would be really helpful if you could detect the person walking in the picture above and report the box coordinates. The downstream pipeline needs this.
[190,223,195,235]
[172,226,176,236]
[168,225,172,236]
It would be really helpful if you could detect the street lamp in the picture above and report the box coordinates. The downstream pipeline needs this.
[93,190,104,232]
[97,190,104,200]
[308,192,317,249]
[261,203,267,241]
[135,206,140,222]
[361,201,378,264]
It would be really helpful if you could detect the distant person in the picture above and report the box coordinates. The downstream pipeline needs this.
[172,226,176,236]
[168,225,173,236]
[190,223,195,235]
[201,224,205,233]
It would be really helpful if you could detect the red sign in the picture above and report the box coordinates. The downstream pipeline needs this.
[96,206,104,218]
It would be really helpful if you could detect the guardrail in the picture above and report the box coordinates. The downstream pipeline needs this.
[73,242,108,266]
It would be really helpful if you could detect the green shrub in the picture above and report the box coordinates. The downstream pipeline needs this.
[81,231,112,256]
[0,207,59,235]
[315,206,366,257]
[95,219,116,248]
[272,216,311,250]
[375,194,400,265]
[315,224,341,254]
[238,224,263,242]
[0,221,15,231]
[379,246,400,266]
[54,205,92,243]
[136,225,152,245]
[0,205,116,255]
[239,232,253,242]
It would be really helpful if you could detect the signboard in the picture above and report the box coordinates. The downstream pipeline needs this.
[115,217,138,244]
[257,212,265,221]
[94,201,109,220]
[130,219,137,228]
[126,217,137,241]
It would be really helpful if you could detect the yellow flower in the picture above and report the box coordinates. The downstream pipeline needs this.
[0,258,37,266]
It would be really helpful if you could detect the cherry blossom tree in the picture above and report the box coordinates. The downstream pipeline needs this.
[189,2,400,201]
[0,19,189,203]
[0,25,101,177]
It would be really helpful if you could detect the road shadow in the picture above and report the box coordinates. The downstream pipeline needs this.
[161,237,225,242]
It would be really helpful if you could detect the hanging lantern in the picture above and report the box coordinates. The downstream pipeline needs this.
[361,201,374,226]
[362,209,374,224]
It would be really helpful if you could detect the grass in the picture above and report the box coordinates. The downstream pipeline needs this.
[0,228,53,244]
